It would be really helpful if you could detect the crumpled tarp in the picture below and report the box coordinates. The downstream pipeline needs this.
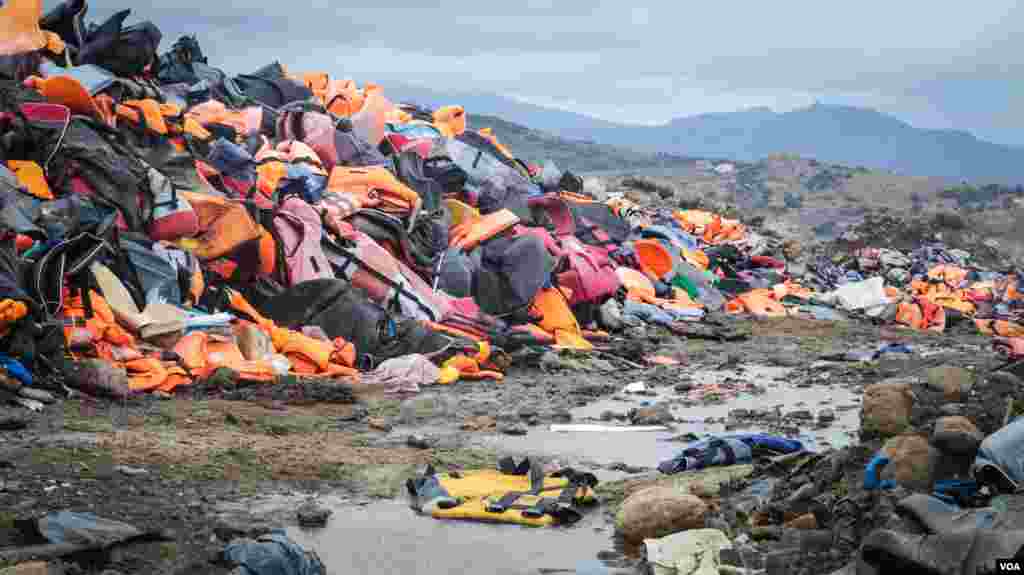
[820,276,889,314]
[38,511,143,547]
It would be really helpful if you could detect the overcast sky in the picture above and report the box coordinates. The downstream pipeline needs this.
[56,1,1022,146]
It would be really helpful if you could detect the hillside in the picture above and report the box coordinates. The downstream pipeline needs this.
[466,114,693,174]
[385,82,1024,184]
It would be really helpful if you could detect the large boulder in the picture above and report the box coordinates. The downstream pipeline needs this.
[616,487,707,543]
[861,382,916,439]
[881,434,934,490]
[925,366,975,402]
[933,416,982,439]
[930,416,983,481]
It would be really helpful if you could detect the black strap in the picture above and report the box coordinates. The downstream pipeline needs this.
[486,491,523,513]
[322,237,438,321]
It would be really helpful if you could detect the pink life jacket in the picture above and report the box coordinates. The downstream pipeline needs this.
[556,236,621,306]
[272,196,333,286]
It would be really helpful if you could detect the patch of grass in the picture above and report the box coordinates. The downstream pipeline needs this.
[347,434,377,448]
[61,400,115,433]
[254,414,332,436]
[316,463,415,497]
[0,511,16,530]
[429,448,499,470]
[364,398,402,419]
[1010,399,1024,420]
[159,447,270,483]
[29,446,109,478]
[318,463,350,481]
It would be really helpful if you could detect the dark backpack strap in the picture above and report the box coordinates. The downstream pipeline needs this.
[486,491,523,514]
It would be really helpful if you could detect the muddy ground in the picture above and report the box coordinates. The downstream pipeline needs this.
[0,316,1015,574]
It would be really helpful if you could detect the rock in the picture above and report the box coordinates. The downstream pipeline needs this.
[214,518,274,541]
[623,326,647,340]
[933,416,981,438]
[18,388,55,403]
[518,407,539,420]
[406,434,436,449]
[600,411,617,422]
[606,458,647,472]
[297,501,332,527]
[367,418,392,432]
[925,365,975,402]
[938,404,963,416]
[499,424,528,436]
[881,434,935,490]
[787,410,813,421]
[860,382,915,439]
[988,371,1024,388]
[551,410,573,423]
[784,513,818,530]
[817,409,836,424]
[339,405,369,423]
[629,406,674,426]
[616,487,707,543]
[599,299,625,331]
[675,382,694,393]
[786,483,819,504]
[114,465,148,476]
[0,416,28,431]
[461,415,496,431]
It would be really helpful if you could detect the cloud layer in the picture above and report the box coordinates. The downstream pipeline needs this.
[58,1,1023,145]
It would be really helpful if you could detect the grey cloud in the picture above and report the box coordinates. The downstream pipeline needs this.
[42,0,1024,146]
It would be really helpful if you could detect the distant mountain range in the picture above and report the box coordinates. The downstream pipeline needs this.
[384,82,1024,184]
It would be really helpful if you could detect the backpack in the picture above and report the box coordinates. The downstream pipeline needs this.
[270,196,333,287]
[81,17,163,78]
[276,106,385,170]
[258,278,465,369]
[555,237,621,306]
[322,224,450,322]
[392,149,445,213]
[230,63,313,109]
[43,117,154,233]
[156,35,208,85]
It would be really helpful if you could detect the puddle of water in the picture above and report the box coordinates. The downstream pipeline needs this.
[481,365,860,470]
[284,500,619,575]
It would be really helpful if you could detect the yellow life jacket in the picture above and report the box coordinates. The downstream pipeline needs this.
[409,463,598,528]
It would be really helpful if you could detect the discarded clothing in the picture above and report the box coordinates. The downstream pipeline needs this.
[974,416,1024,492]
[658,434,804,475]
[361,353,440,396]
[222,530,326,575]
[38,511,144,547]
[622,300,704,326]
[644,529,732,575]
